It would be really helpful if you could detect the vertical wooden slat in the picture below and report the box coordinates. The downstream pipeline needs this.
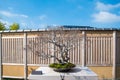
[110,37,112,64]
[97,37,99,64]
[105,37,106,64]
[21,38,23,64]
[92,37,94,64]
[7,39,9,63]
[37,37,40,64]
[6,38,8,63]
[103,37,105,64]
[77,39,79,64]
[98,37,100,64]
[79,38,81,65]
[9,39,11,63]
[106,37,108,64]
[85,37,87,64]
[51,33,55,63]
[91,37,93,65]
[32,38,34,64]
[20,38,22,63]
[89,37,92,64]
[4,39,6,63]
[11,38,13,63]
[41,38,43,64]
[113,31,116,79]
[40,38,42,64]
[108,37,111,64]
[35,37,37,64]
[46,39,48,64]
[95,37,97,64]
[108,37,110,64]
[0,33,2,80]
[2,39,4,63]
[94,37,96,64]
[82,31,86,67]
[107,37,109,64]
[72,38,74,63]
[78,38,81,64]
[9,39,12,63]
[17,38,20,63]
[16,38,18,63]
[117,37,120,64]
[23,33,27,80]
[13,38,15,63]
[88,37,90,65]
[100,37,103,64]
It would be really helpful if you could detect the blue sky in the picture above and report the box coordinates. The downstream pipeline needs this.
[0,0,120,29]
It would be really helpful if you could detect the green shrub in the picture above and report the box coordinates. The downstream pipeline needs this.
[49,62,75,69]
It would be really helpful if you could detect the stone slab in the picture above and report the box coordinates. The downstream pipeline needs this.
[28,67,98,80]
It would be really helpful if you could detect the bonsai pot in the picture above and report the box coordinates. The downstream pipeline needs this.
[53,68,71,72]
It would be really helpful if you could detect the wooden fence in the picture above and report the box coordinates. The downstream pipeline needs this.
[1,31,116,66]
[0,30,120,80]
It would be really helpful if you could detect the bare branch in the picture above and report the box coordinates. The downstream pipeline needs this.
[27,28,82,64]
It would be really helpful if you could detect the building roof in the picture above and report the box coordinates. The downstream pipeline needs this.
[0,25,119,33]
[62,25,94,29]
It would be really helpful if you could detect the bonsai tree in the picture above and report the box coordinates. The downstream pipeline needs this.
[28,28,81,71]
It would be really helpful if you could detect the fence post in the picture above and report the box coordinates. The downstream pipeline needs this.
[113,31,116,79]
[23,32,27,80]
[82,31,86,67]
[51,31,56,63]
[0,33,2,80]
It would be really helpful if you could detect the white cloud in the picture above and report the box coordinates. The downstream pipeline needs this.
[96,2,120,11]
[39,15,47,20]
[92,2,120,23]
[92,11,120,23]
[0,10,28,18]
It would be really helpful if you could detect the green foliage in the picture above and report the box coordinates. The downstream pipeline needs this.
[49,62,75,69]
[0,21,6,31]
[9,23,19,30]
[0,21,20,31]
